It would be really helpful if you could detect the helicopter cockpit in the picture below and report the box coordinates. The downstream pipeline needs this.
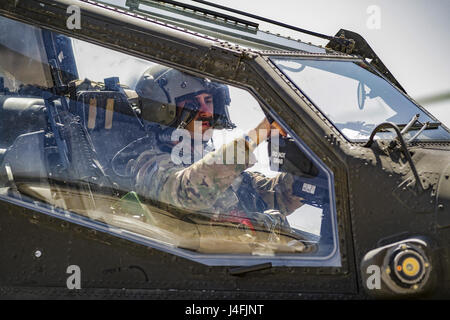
[0,15,339,266]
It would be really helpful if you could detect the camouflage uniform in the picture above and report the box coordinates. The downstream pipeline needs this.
[129,133,303,218]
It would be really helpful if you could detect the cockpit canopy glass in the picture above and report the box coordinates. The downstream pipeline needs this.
[0,15,340,266]
[271,58,450,142]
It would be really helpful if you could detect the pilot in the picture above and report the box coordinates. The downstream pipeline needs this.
[123,65,304,229]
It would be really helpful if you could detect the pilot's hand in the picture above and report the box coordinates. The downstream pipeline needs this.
[271,121,288,138]
[248,118,287,146]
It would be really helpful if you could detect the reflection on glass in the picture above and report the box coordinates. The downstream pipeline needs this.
[272,58,450,142]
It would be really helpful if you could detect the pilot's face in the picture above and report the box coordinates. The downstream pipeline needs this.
[177,92,214,135]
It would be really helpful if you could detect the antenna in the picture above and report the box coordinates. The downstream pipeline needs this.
[126,0,258,29]
[126,0,353,48]
[191,0,353,47]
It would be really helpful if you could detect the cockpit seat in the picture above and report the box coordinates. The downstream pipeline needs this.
[0,130,47,188]
[0,96,47,149]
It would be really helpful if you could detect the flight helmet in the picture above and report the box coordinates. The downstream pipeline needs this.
[135,65,235,130]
